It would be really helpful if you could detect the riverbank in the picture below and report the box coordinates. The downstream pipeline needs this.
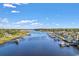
[0,29,30,45]
[47,32,79,48]
[36,29,79,48]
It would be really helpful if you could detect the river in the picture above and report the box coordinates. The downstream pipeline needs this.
[0,31,79,56]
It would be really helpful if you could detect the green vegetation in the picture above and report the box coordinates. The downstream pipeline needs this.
[0,29,29,45]
[35,28,79,32]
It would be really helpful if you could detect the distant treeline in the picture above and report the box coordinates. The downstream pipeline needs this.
[34,28,79,32]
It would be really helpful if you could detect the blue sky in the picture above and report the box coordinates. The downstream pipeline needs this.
[0,3,79,29]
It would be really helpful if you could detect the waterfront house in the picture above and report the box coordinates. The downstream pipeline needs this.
[4,32,12,37]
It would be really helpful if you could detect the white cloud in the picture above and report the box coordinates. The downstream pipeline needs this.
[15,19,44,28]
[14,3,29,5]
[3,3,16,8]
[31,23,39,25]
[11,10,20,13]
[3,3,29,8]
[3,3,29,14]
[0,18,10,29]
[0,18,45,29]
[0,18,9,23]
[16,20,36,24]
[31,22,43,26]
[13,3,21,5]
[55,24,59,26]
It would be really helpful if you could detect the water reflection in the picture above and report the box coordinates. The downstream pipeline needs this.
[28,36,46,41]
[0,31,79,56]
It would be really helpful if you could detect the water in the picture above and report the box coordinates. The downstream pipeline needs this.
[0,31,79,56]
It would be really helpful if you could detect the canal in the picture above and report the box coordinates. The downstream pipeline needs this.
[0,31,79,56]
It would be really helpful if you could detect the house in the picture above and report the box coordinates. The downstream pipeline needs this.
[4,32,12,37]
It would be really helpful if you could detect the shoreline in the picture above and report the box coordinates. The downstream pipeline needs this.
[47,32,79,48]
[0,33,30,45]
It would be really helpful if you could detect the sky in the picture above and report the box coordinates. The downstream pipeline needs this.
[0,3,79,29]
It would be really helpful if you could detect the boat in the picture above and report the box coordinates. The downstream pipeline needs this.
[59,41,66,47]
